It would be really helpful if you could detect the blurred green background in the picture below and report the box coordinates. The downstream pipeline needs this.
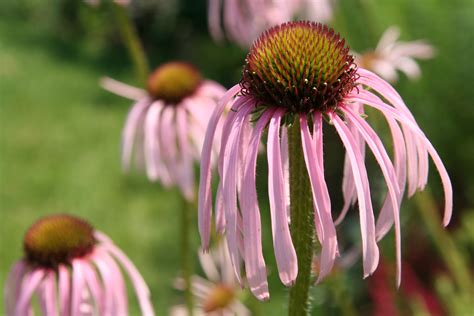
[1,0,473,315]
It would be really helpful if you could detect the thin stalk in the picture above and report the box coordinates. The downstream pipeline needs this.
[288,117,315,316]
[414,189,471,294]
[113,3,150,86]
[180,194,194,316]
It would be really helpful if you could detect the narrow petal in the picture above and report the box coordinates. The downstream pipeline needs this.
[92,253,115,315]
[100,77,147,101]
[99,241,155,316]
[71,260,87,316]
[159,106,178,186]
[4,261,26,315]
[349,90,452,225]
[58,264,71,316]
[199,84,242,250]
[240,109,275,300]
[267,109,298,286]
[300,115,338,281]
[15,269,45,316]
[222,102,255,284]
[99,251,128,316]
[121,99,150,172]
[144,101,164,181]
[280,127,290,218]
[343,107,402,286]
[176,106,194,200]
[82,261,105,314]
[332,113,380,277]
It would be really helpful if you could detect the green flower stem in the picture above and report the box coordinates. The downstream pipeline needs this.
[180,194,195,316]
[288,117,315,316]
[113,4,150,86]
[414,189,471,294]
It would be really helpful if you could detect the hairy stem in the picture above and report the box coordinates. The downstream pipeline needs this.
[288,117,315,316]
[113,4,150,86]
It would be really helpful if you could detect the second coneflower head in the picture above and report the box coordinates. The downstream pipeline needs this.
[198,21,452,300]
[101,61,226,201]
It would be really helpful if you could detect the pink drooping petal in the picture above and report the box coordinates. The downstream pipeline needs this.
[71,260,87,316]
[100,77,147,101]
[4,261,26,315]
[222,102,254,284]
[343,107,402,286]
[199,84,241,250]
[348,90,453,226]
[208,0,224,42]
[37,270,58,316]
[196,80,227,99]
[15,269,45,316]
[144,101,163,181]
[267,109,298,286]
[159,106,179,185]
[215,184,226,233]
[100,241,155,316]
[376,116,407,240]
[280,127,290,219]
[81,260,105,314]
[121,99,150,172]
[92,254,115,315]
[332,113,380,277]
[300,115,338,282]
[240,109,275,301]
[176,106,195,200]
[58,264,71,316]
[99,251,128,316]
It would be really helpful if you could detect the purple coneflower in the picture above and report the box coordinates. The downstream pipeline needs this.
[102,62,225,200]
[198,21,452,300]
[208,0,334,47]
[171,240,250,315]
[4,214,154,316]
[354,26,435,82]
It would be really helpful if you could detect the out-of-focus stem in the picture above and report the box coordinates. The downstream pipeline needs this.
[113,4,150,86]
[180,195,194,316]
[288,117,315,316]
[414,189,471,293]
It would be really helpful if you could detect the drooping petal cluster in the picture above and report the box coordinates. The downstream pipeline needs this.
[4,215,154,316]
[198,21,452,300]
[354,26,435,82]
[208,0,335,47]
[171,240,250,315]
[101,62,226,201]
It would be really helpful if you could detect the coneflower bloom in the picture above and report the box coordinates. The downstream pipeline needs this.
[198,21,452,300]
[101,62,226,200]
[4,214,154,316]
[354,26,435,82]
[208,0,334,47]
[171,241,250,315]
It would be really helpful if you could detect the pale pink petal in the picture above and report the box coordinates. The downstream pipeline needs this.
[92,254,115,315]
[267,109,298,286]
[15,269,45,316]
[222,102,254,284]
[71,260,87,316]
[280,126,290,218]
[176,106,195,200]
[376,116,407,240]
[376,26,400,52]
[300,115,338,281]
[343,107,402,286]
[100,77,147,101]
[58,264,71,316]
[82,260,105,314]
[121,99,150,172]
[100,251,128,316]
[348,89,452,226]
[332,113,380,277]
[208,0,224,41]
[159,105,179,186]
[100,242,155,316]
[37,270,58,316]
[199,84,241,250]
[240,109,275,301]
[143,101,164,181]
[4,261,26,315]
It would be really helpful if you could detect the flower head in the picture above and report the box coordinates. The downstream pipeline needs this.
[171,241,250,315]
[208,0,335,47]
[101,61,226,200]
[198,21,452,300]
[4,214,154,316]
[354,26,435,82]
